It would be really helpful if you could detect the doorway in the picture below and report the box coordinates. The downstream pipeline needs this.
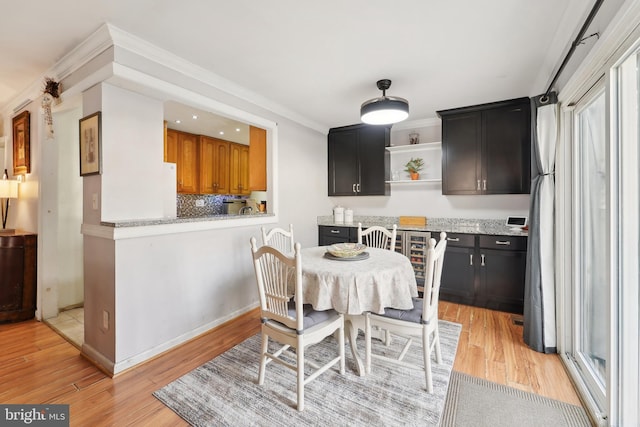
[40,104,84,347]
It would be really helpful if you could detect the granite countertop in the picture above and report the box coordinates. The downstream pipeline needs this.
[317,215,528,237]
[101,212,273,228]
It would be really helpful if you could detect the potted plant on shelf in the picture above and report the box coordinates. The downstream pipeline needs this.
[404,157,425,180]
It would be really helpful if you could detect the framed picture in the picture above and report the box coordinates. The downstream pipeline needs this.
[12,111,30,176]
[79,112,101,176]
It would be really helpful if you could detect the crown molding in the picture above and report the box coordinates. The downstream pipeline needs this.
[3,22,328,135]
[1,24,113,117]
[106,24,328,134]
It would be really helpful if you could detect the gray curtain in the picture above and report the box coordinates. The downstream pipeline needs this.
[524,93,558,353]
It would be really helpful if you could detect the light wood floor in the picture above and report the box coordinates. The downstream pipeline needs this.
[0,302,581,426]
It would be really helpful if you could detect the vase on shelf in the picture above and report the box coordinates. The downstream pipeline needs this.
[410,172,420,180]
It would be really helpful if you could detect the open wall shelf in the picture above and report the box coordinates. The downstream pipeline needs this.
[387,142,442,184]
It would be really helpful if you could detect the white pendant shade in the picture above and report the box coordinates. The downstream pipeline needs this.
[361,96,409,125]
[360,79,409,125]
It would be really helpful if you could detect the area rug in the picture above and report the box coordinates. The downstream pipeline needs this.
[441,371,591,427]
[154,320,462,426]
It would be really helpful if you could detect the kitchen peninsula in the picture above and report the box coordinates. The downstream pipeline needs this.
[318,215,528,314]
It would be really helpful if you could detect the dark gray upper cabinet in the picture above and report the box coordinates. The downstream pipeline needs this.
[328,123,390,196]
[437,97,531,195]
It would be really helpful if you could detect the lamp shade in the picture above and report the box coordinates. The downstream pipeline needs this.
[361,96,409,125]
[0,180,19,198]
[360,79,409,125]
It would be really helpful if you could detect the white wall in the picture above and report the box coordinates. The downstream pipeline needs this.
[71,40,332,371]
[101,85,165,221]
[103,118,328,371]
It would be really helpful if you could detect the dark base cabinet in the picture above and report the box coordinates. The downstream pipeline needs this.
[439,232,526,314]
[0,232,37,323]
[318,225,357,246]
[439,234,476,305]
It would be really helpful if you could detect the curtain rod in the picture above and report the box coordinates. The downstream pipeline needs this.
[543,0,605,100]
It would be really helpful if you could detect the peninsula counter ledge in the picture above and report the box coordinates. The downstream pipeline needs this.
[317,215,528,237]
[82,213,277,240]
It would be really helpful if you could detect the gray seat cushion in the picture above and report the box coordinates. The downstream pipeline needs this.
[375,297,424,324]
[284,301,339,330]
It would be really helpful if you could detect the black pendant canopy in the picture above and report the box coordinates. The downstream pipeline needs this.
[360,79,409,125]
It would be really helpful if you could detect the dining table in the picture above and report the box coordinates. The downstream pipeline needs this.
[300,245,418,376]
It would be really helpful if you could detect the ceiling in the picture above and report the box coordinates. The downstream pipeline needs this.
[1,1,601,131]
[164,101,250,145]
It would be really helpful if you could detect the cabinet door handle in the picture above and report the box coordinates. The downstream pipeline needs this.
[483,179,487,190]
[330,229,340,234]
[352,183,356,193]
[469,254,473,266]
[477,180,481,191]
[496,240,511,246]
[481,254,486,266]
[447,237,460,242]
[356,183,361,192]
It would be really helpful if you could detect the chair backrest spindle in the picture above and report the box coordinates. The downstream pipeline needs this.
[250,237,303,331]
[261,224,295,255]
[357,223,398,251]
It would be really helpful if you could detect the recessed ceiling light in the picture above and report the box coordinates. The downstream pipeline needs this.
[236,128,241,132]
[219,131,224,135]
[192,115,198,120]
[175,119,181,124]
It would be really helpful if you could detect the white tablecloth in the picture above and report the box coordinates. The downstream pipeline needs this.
[301,246,418,315]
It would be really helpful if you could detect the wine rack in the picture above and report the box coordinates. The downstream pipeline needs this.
[395,230,432,293]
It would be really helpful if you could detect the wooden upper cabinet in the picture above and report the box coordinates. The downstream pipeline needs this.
[230,143,250,195]
[249,126,267,191]
[165,126,252,196]
[164,124,178,163]
[176,131,199,194]
[200,136,230,194]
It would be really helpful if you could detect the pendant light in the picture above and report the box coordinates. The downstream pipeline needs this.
[360,79,409,125]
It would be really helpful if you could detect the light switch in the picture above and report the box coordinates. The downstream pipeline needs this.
[92,193,98,210]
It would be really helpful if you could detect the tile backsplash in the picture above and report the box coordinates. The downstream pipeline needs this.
[177,194,245,217]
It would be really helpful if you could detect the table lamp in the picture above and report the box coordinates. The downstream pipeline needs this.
[0,169,20,233]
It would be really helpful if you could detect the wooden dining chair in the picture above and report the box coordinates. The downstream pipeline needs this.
[357,223,398,251]
[364,232,447,393]
[261,224,295,255]
[249,237,345,411]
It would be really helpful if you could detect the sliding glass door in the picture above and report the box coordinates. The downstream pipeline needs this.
[573,86,608,408]
[559,11,640,423]
[565,39,640,425]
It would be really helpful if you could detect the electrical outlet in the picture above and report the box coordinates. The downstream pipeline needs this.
[195,199,205,207]
[102,310,109,330]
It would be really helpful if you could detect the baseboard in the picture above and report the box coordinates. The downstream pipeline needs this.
[111,303,260,375]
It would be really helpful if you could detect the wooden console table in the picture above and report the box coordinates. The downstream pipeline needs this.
[0,231,37,323]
